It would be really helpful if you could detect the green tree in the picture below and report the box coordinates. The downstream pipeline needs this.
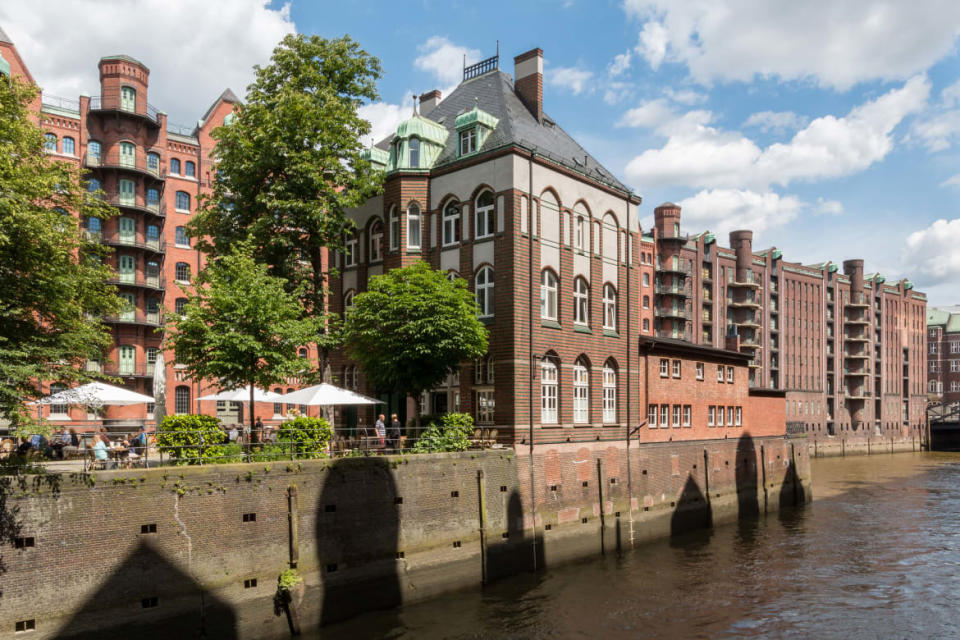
[164,241,319,429]
[189,34,385,367]
[342,261,489,427]
[0,75,121,429]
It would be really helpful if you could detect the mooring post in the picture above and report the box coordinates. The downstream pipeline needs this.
[477,469,488,585]
[868,437,871,455]
[287,484,299,568]
[596,458,605,556]
[760,444,768,514]
[703,449,711,509]
[842,438,846,457]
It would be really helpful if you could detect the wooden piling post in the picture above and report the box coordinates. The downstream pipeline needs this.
[477,469,488,585]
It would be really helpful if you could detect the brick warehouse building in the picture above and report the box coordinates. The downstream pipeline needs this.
[0,27,308,428]
[927,306,960,405]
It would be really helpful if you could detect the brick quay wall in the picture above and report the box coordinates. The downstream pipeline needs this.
[808,432,924,458]
[0,434,810,639]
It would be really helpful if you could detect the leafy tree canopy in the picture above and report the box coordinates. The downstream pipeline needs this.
[164,240,319,427]
[0,75,121,428]
[189,34,385,347]
[342,262,488,421]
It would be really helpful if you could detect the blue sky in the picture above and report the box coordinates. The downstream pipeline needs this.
[3,0,959,304]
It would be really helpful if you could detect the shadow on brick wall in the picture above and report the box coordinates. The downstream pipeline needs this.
[55,540,237,639]
[317,457,401,628]
[669,475,713,543]
[487,489,545,582]
[736,433,760,521]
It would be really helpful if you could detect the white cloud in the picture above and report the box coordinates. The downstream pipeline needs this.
[414,36,481,90]
[548,66,593,95]
[609,51,632,77]
[911,79,960,152]
[902,218,960,286]
[0,0,295,124]
[617,99,674,128]
[814,197,844,215]
[357,96,414,146]
[624,76,929,190]
[662,87,706,105]
[941,173,960,188]
[677,189,804,240]
[622,0,960,90]
[603,81,634,105]
[743,110,809,134]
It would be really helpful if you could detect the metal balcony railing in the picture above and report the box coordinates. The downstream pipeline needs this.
[103,193,165,217]
[85,152,166,180]
[103,312,164,327]
[97,232,165,253]
[656,284,689,296]
[102,363,157,378]
[107,275,165,291]
[89,95,162,126]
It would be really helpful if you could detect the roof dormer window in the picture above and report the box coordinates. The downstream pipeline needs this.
[459,128,476,156]
[409,137,420,168]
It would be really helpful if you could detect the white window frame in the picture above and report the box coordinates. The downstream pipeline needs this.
[660,404,670,428]
[648,404,658,428]
[389,206,399,251]
[407,203,421,249]
[369,220,383,262]
[541,270,558,321]
[175,262,190,283]
[408,137,420,168]
[475,266,494,318]
[573,277,589,326]
[696,362,704,380]
[602,365,616,424]
[175,226,190,248]
[726,366,734,383]
[442,200,460,246]
[343,290,355,311]
[717,365,725,382]
[672,360,681,378]
[672,404,681,428]
[708,406,715,426]
[475,191,495,239]
[660,358,669,377]
[175,191,190,213]
[735,406,742,427]
[344,236,358,267]
[573,359,589,424]
[63,136,75,156]
[476,390,495,424]
[727,407,734,426]
[716,405,725,426]
[602,284,617,331]
[574,216,585,250]
[541,359,558,424]
[459,127,476,156]
[683,405,691,427]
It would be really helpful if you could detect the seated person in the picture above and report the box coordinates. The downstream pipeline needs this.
[129,427,147,455]
[91,434,111,467]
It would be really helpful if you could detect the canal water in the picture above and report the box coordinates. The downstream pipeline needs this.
[318,452,960,639]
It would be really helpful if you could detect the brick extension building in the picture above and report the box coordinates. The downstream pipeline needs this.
[927,306,960,405]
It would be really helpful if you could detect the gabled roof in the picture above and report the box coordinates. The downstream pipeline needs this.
[376,69,631,194]
[199,88,240,125]
[0,24,11,44]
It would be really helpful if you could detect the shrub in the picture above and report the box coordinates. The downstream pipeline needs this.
[156,414,228,464]
[276,416,332,459]
[411,412,474,453]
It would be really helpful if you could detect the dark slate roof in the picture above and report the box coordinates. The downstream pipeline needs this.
[378,70,632,194]
[200,88,240,124]
[0,24,11,44]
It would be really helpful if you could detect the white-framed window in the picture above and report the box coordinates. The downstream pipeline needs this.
[459,128,476,155]
[118,179,135,205]
[673,404,681,428]
[660,403,670,428]
[170,158,181,175]
[476,390,495,424]
[735,406,742,426]
[175,226,190,247]
[343,290,355,311]
[683,405,691,427]
[602,284,617,331]
[442,200,460,246]
[44,133,57,152]
[344,235,357,267]
[119,141,135,168]
[475,191,495,239]
[717,365,724,382]
[541,358,558,424]
[660,358,669,377]
[369,219,383,262]
[708,406,715,426]
[952,360,960,373]
[648,404,658,428]
[717,405,725,426]
[573,277,589,325]
[643,272,650,287]
[175,262,190,283]
[63,136,75,156]
[175,191,190,212]
[727,406,734,426]
[87,140,102,162]
[175,297,187,314]
[48,383,68,418]
[726,366,734,382]
[602,364,616,424]
[185,161,196,177]
[672,360,681,378]
[147,151,159,172]
[540,270,558,320]
[643,295,650,310]
[389,206,399,251]
[408,137,420,168]
[407,203,421,249]
[951,342,960,354]
[175,386,191,414]
[696,362,704,380]
[573,358,589,424]
[121,86,136,112]
[575,216,585,250]
[475,266,494,318]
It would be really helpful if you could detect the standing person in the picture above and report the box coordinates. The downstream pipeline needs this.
[374,413,386,449]
[254,416,264,444]
[227,424,239,442]
[389,414,402,453]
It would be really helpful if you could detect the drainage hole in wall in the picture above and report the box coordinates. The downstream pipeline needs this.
[140,524,157,534]
[642,469,647,475]
[242,513,256,523]
[453,541,462,548]
[395,496,403,504]
[614,511,620,517]
[326,564,338,573]
[550,485,558,492]
[502,532,510,539]
[582,481,588,487]
[324,504,336,513]
[670,501,676,507]
[643,506,649,512]
[243,578,257,589]
[609,478,617,484]
[581,517,589,524]
[451,490,459,498]
[14,537,34,549]
[396,551,405,559]
[544,524,552,531]
[15,620,35,632]
[141,597,158,609]
[500,486,508,492]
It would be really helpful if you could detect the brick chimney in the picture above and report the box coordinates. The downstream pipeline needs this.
[514,48,543,123]
[419,89,441,114]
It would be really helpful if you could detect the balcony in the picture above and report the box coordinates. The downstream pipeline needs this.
[740,338,762,349]
[728,298,762,309]
[102,363,156,378]
[108,275,165,291]
[656,284,689,296]
[847,299,870,309]
[655,329,687,340]
[656,265,689,277]
[701,269,713,282]
[104,193,165,218]
[843,368,870,377]
[737,317,762,329]
[658,233,689,244]
[844,390,872,400]
[844,334,870,343]
[729,272,761,289]
[102,311,164,327]
[655,307,689,320]
[844,350,870,359]
[701,311,713,324]
[89,95,162,127]
[98,232,165,254]
[844,316,870,326]
[85,152,165,181]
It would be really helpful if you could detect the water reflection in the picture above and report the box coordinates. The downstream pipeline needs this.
[317,452,960,640]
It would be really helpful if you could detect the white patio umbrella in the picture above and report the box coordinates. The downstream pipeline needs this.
[197,385,284,402]
[34,382,155,408]
[152,353,166,428]
[279,383,382,407]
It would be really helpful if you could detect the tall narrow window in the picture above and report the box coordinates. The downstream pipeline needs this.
[442,200,460,246]
[119,292,135,321]
[175,262,190,283]
[44,133,57,152]
[118,345,136,375]
[407,203,421,249]
[573,277,589,325]
[63,137,75,156]
[648,404,658,429]
[541,358,558,424]
[147,152,160,173]
[175,191,190,212]
[170,158,181,175]
[389,206,399,251]
[459,128,476,155]
[119,142,135,168]
[87,140,101,162]
[369,219,383,261]
[146,188,160,208]
[175,226,190,247]
[343,290,355,311]
[602,284,617,330]
[185,161,196,177]
[49,384,68,418]
[575,216,585,250]
[121,86,136,112]
[118,179,135,206]
[475,191,494,239]
[408,137,420,168]
[118,255,135,283]
[573,358,589,424]
[344,235,357,267]
[118,217,135,244]
[175,386,191,414]
[175,298,187,314]
[602,363,616,424]
[540,270,558,321]
[475,266,494,318]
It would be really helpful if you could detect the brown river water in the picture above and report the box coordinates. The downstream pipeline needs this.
[316,452,960,639]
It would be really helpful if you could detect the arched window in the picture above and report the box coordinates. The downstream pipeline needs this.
[574,215,585,250]
[442,200,460,246]
[573,357,589,424]
[475,266,494,318]
[175,386,191,415]
[602,361,617,424]
[286,387,296,412]
[298,348,308,359]
[573,277,589,325]
[389,206,399,251]
[446,271,460,282]
[407,202,421,249]
[273,387,284,417]
[44,133,57,152]
[475,191,494,239]
[175,262,191,283]
[344,233,357,267]
[121,86,136,112]
[85,217,102,235]
[146,188,160,207]
[170,158,181,175]
[408,137,420,168]
[62,137,75,156]
[87,177,101,194]
[603,284,617,330]
[369,219,383,262]
[175,297,187,314]
[642,295,650,309]
[185,161,196,177]
[175,226,189,247]
[87,140,101,161]
[175,191,190,212]
[541,357,558,424]
[541,270,558,321]
[119,141,135,168]
[146,152,160,172]
[343,290,355,311]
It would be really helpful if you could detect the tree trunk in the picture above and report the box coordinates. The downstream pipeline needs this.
[249,381,256,444]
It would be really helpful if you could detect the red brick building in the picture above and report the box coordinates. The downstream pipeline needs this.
[927,306,960,405]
